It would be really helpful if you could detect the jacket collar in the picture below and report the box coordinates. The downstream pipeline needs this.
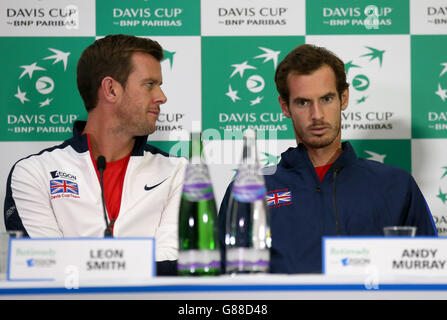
[68,120,149,156]
[279,141,358,171]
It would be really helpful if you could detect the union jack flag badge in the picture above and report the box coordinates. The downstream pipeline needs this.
[50,179,79,195]
[266,189,292,208]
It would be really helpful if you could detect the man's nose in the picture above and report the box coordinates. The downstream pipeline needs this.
[310,102,324,120]
[156,87,167,105]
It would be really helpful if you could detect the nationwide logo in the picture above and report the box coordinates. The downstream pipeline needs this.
[225,46,280,107]
[329,247,371,268]
[15,247,57,268]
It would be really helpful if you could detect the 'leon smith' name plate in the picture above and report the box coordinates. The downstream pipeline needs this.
[323,237,446,276]
[7,238,155,283]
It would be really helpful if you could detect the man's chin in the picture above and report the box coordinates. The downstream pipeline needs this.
[145,127,156,136]
[133,125,156,137]
[302,137,334,149]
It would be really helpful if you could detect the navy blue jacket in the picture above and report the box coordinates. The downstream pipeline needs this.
[219,141,437,274]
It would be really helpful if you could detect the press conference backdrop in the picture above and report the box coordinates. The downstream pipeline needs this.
[0,0,446,235]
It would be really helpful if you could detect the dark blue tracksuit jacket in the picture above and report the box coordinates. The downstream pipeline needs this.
[218,141,437,274]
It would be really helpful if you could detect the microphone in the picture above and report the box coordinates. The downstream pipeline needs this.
[332,164,343,236]
[97,156,112,237]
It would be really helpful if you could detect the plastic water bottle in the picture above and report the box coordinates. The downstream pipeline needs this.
[225,129,271,274]
[178,132,220,276]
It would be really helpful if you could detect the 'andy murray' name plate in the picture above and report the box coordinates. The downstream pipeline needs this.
[323,237,446,276]
[7,238,156,282]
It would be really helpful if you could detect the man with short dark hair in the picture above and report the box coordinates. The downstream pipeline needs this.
[219,44,437,274]
[4,34,186,275]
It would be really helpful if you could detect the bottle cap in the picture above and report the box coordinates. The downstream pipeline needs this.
[243,128,256,139]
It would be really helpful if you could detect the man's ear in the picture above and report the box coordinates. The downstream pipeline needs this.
[340,88,349,111]
[100,76,122,103]
[278,96,291,118]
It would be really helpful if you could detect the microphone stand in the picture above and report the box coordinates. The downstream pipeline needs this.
[97,156,113,237]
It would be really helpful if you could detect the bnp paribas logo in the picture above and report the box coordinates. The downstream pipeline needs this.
[345,46,385,105]
[13,48,70,108]
[225,47,280,107]
[426,6,447,26]
[321,5,392,29]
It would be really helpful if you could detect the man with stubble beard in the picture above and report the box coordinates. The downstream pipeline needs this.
[219,44,437,274]
[4,35,187,275]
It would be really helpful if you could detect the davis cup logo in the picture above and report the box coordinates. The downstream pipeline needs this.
[346,46,385,105]
[427,61,447,132]
[225,47,280,107]
[363,150,386,163]
[202,37,293,139]
[435,62,447,103]
[162,49,175,70]
[437,166,447,206]
[434,165,447,236]
[13,48,70,108]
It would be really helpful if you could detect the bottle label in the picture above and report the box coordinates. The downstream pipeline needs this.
[182,183,214,201]
[178,249,221,272]
[226,247,269,273]
[232,184,266,202]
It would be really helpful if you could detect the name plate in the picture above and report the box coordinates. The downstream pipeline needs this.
[323,237,446,276]
[7,238,156,283]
